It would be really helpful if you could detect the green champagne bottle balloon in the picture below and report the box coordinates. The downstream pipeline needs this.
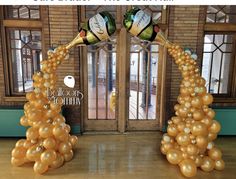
[123,7,169,46]
[66,11,116,49]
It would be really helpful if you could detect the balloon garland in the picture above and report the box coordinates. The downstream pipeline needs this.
[124,8,224,177]
[11,11,116,174]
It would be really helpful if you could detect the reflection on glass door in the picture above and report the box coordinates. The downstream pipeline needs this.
[87,41,117,120]
[127,37,160,130]
[84,39,118,131]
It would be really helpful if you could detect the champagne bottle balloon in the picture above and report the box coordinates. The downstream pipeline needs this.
[66,11,116,49]
[123,7,169,46]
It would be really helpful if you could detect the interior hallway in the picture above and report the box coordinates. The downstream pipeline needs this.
[0,133,236,179]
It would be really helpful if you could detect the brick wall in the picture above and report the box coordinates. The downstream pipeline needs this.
[166,6,206,120]
[46,6,80,125]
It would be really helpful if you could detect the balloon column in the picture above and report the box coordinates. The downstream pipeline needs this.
[11,11,116,174]
[124,8,224,177]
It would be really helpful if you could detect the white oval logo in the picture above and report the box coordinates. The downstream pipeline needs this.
[64,75,75,88]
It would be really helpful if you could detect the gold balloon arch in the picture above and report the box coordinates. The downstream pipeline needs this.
[11,9,224,177]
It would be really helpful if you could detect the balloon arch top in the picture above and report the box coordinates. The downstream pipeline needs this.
[11,8,224,177]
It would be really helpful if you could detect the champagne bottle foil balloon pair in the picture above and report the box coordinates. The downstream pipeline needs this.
[11,12,116,174]
[123,7,224,178]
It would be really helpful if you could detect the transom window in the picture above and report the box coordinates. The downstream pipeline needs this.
[206,5,236,23]
[5,5,40,19]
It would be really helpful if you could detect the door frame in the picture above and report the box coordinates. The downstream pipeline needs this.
[79,6,168,133]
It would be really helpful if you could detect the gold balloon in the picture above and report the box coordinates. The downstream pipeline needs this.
[202,94,213,105]
[166,149,183,165]
[26,145,44,161]
[177,122,186,132]
[208,132,217,141]
[69,135,78,148]
[58,142,72,154]
[39,124,53,138]
[201,116,213,127]
[214,159,225,171]
[26,127,39,140]
[193,110,204,121]
[161,146,167,155]
[11,157,25,167]
[43,137,57,150]
[191,122,208,136]
[194,155,203,167]
[23,140,34,149]
[209,120,221,134]
[206,108,215,119]
[163,143,174,152]
[179,159,197,178]
[191,97,202,108]
[64,150,74,162]
[167,125,178,137]
[12,147,27,158]
[33,161,48,174]
[53,125,67,137]
[20,116,29,127]
[186,144,199,156]
[15,139,26,148]
[40,149,57,165]
[200,156,215,172]
[208,147,222,160]
[49,153,64,169]
[53,115,65,124]
[196,135,208,149]
[176,133,191,146]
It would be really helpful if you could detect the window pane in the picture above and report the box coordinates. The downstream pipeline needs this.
[5,5,40,19]
[202,34,234,94]
[206,5,236,23]
[8,29,42,93]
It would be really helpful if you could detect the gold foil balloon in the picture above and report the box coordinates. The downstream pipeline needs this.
[179,159,197,178]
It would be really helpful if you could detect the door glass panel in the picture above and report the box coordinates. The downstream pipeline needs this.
[129,38,159,120]
[87,39,117,120]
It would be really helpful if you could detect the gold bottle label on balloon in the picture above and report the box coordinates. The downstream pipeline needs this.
[129,10,151,36]
[89,13,109,41]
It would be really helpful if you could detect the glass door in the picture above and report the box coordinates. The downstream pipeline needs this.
[80,5,167,132]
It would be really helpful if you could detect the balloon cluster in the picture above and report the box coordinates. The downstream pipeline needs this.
[161,44,224,177]
[11,45,78,174]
